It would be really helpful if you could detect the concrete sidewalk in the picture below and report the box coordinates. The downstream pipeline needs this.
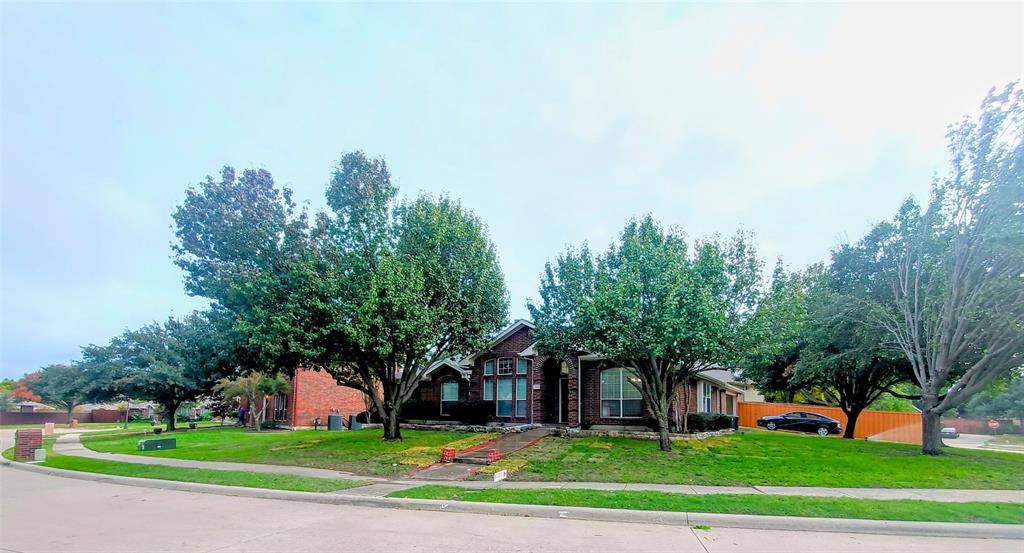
[53,433,1024,503]
[7,465,1023,551]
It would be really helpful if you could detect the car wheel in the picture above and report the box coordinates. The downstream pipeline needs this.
[817,427,829,437]
[766,422,777,431]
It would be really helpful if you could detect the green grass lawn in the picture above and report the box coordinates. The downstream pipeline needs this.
[79,427,1024,488]
[82,428,496,476]
[391,485,1024,525]
[489,430,1024,489]
[3,437,367,493]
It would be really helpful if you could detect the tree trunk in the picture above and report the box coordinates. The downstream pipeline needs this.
[163,402,180,432]
[921,409,944,455]
[842,408,862,440]
[656,413,672,452]
[383,406,402,441]
[681,383,690,434]
[67,407,74,425]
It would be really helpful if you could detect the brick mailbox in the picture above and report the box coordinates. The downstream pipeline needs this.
[14,428,43,461]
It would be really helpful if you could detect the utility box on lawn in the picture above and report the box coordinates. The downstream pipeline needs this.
[328,414,345,431]
[138,438,176,451]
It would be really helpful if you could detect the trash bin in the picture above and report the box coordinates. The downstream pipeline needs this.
[730,416,739,431]
[328,414,345,431]
[348,414,362,431]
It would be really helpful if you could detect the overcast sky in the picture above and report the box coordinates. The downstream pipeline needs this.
[2,3,1021,379]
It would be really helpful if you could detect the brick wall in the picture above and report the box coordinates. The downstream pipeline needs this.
[467,325,536,422]
[417,366,470,414]
[14,428,43,461]
[581,359,662,427]
[290,369,367,428]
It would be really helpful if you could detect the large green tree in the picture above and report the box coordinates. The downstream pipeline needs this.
[960,371,1024,422]
[530,216,763,451]
[100,311,236,431]
[834,83,1024,454]
[27,363,111,423]
[739,262,809,403]
[791,282,911,439]
[173,152,508,440]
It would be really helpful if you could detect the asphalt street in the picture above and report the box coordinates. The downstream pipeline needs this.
[2,466,1021,553]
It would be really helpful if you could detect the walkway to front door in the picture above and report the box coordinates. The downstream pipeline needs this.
[410,428,551,481]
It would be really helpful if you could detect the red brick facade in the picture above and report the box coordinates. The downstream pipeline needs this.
[465,325,546,423]
[287,369,367,428]
[409,320,742,429]
[418,366,470,418]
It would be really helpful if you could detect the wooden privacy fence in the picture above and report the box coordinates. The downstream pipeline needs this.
[738,402,922,444]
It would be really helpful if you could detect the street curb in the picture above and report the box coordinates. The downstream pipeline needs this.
[3,460,1022,539]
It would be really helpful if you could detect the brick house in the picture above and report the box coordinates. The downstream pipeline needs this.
[255,369,368,429]
[415,319,749,429]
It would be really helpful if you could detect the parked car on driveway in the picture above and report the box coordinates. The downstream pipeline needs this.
[941,427,960,439]
[757,411,842,436]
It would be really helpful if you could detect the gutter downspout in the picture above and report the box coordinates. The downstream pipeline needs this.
[576,355,582,429]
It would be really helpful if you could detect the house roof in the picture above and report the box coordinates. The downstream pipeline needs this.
[421,359,471,381]
[696,369,747,394]
[576,356,748,394]
[460,319,535,366]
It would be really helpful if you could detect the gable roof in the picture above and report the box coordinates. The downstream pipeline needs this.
[695,369,747,394]
[459,319,535,366]
[421,359,471,381]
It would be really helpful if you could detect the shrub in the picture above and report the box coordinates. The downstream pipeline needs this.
[686,413,736,432]
[400,400,436,421]
[448,400,494,425]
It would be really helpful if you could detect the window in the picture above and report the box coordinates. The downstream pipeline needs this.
[600,368,643,418]
[484,358,528,418]
[497,378,513,417]
[441,381,459,416]
[517,359,530,375]
[497,358,514,375]
[516,377,527,417]
[273,394,289,421]
[483,376,494,400]
[699,382,712,413]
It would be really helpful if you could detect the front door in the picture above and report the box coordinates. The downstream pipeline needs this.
[559,377,569,423]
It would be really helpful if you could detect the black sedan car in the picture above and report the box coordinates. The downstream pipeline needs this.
[756,411,842,436]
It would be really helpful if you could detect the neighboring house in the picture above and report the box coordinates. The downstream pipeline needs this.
[251,369,367,429]
[12,400,55,413]
[415,319,745,429]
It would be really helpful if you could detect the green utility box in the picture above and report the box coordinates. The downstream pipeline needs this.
[138,438,176,451]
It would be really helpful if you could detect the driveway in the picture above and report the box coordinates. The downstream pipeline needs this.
[2,467,1021,553]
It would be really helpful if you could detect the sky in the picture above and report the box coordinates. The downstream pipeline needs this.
[1,2,1021,380]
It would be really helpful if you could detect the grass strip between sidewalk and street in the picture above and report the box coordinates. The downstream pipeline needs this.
[2,439,369,493]
[388,485,1024,525]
